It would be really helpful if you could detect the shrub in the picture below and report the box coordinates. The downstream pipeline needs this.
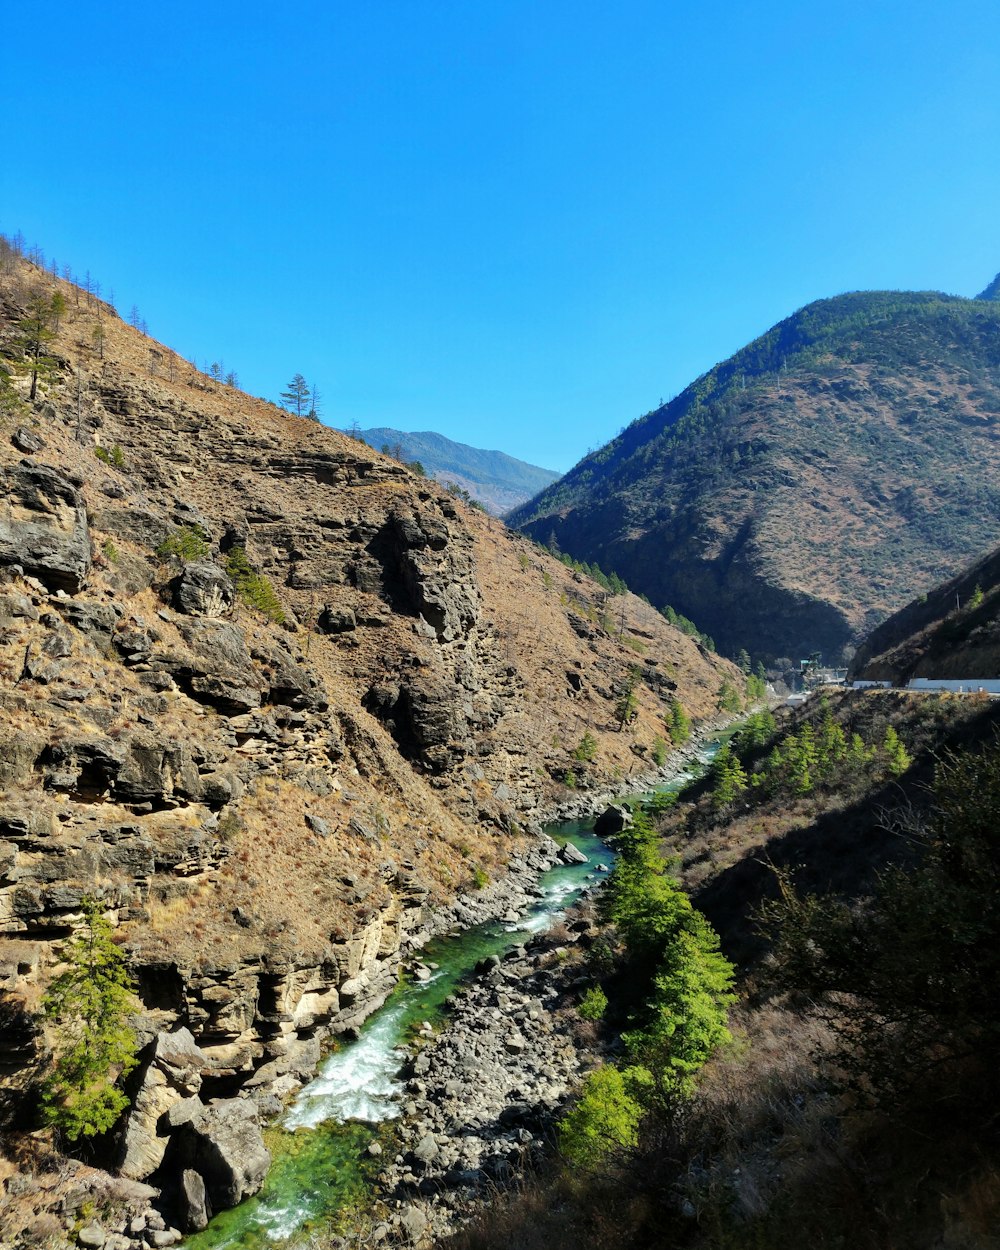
[578,986,608,1021]
[156,523,210,563]
[94,444,126,469]
[472,867,490,890]
[559,1064,649,1166]
[225,545,286,623]
[573,731,598,763]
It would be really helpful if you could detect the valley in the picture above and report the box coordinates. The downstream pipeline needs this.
[1,235,999,1250]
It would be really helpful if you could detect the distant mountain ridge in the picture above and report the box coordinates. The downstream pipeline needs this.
[346,426,560,515]
[510,283,1000,661]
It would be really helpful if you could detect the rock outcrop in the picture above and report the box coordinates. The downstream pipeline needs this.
[0,462,91,592]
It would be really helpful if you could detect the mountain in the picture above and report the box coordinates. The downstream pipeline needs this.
[345,425,560,515]
[977,270,1000,301]
[850,539,1000,682]
[0,241,740,1223]
[510,286,1000,662]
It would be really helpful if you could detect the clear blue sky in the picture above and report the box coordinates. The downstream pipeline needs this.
[4,1,999,471]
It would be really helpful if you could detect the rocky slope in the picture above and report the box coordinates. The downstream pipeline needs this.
[510,285,1000,662]
[346,427,560,516]
[0,246,739,1241]
[849,539,1000,683]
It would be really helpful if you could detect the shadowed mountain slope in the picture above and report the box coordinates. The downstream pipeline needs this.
[850,540,1000,682]
[510,286,1000,662]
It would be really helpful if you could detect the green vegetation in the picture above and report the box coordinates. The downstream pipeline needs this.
[716,679,742,713]
[560,810,734,1166]
[15,285,66,401]
[156,523,211,562]
[660,603,715,650]
[652,735,668,766]
[572,730,598,763]
[709,742,747,809]
[614,666,641,731]
[40,898,139,1141]
[667,697,691,744]
[225,545,286,623]
[763,743,1000,1104]
[94,444,126,469]
[471,866,490,890]
[559,1065,646,1165]
[577,985,608,1021]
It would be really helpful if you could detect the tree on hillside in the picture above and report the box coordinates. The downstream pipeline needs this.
[281,373,311,418]
[17,286,66,401]
[307,382,322,422]
[41,898,139,1141]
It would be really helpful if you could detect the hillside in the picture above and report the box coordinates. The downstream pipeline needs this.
[346,425,560,515]
[510,286,1000,662]
[977,270,1000,301]
[0,241,742,1237]
[850,540,1000,683]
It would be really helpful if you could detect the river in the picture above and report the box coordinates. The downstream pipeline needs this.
[185,748,716,1249]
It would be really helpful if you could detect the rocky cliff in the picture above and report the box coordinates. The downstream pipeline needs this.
[0,250,739,1241]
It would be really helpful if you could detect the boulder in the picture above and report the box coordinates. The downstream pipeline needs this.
[171,563,235,618]
[0,463,91,592]
[173,619,265,714]
[118,1029,206,1180]
[558,842,588,865]
[177,1098,271,1209]
[179,1169,210,1233]
[317,604,356,634]
[593,804,633,838]
[11,427,44,454]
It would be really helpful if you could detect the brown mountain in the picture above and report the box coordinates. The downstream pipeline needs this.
[850,540,1000,683]
[509,286,1000,663]
[0,240,739,1214]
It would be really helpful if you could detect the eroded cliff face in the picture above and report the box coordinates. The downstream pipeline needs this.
[0,260,739,1227]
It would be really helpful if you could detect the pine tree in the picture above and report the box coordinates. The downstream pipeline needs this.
[883,725,912,777]
[280,373,311,418]
[711,743,748,809]
[41,898,139,1141]
[668,698,691,744]
[17,287,66,400]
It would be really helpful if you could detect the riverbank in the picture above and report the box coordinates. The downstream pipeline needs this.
[372,908,602,1245]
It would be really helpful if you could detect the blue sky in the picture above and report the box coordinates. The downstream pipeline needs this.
[3,1,999,470]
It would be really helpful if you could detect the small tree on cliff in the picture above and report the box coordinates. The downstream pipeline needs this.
[41,898,139,1141]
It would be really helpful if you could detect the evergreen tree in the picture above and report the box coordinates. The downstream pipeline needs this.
[307,382,322,422]
[668,698,691,745]
[17,286,66,400]
[711,743,747,809]
[280,373,311,418]
[882,725,912,777]
[41,899,139,1141]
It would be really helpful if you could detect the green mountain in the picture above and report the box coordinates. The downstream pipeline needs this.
[345,426,560,515]
[510,285,1000,661]
[977,270,1000,301]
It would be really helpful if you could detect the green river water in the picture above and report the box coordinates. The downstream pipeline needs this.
[185,751,715,1249]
